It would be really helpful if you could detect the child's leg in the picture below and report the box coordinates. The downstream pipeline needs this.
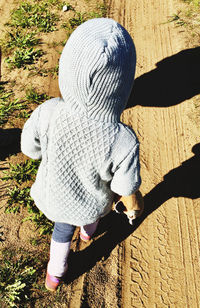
[47,222,75,278]
[80,220,99,242]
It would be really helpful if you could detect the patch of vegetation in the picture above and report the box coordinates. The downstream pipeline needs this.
[23,209,54,236]
[5,186,54,235]
[2,159,40,184]
[62,12,87,32]
[1,0,61,71]
[3,159,53,235]
[48,63,59,78]
[69,12,88,28]
[1,30,40,55]
[62,3,107,31]
[92,3,108,18]
[17,110,32,119]
[6,187,34,214]
[182,0,200,6]
[5,186,53,235]
[0,83,12,101]
[7,1,59,33]
[0,250,37,307]
[5,48,44,69]
[168,13,186,26]
[25,87,50,105]
[0,84,26,125]
[169,0,200,43]
[29,63,59,78]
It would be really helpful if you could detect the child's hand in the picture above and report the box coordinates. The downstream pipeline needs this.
[114,191,144,224]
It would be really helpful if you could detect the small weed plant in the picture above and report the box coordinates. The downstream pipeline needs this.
[25,87,49,104]
[2,159,40,184]
[3,159,53,235]
[0,84,27,125]
[48,63,59,78]
[91,3,108,18]
[2,0,60,70]
[6,187,33,214]
[5,48,44,69]
[0,99,26,124]
[169,0,200,38]
[62,3,107,31]
[1,30,40,55]
[182,0,200,6]
[69,12,88,28]
[7,1,59,33]
[168,13,187,26]
[0,250,37,307]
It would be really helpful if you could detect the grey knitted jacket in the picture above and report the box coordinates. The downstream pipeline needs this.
[21,18,141,226]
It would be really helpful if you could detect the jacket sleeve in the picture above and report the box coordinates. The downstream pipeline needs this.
[110,142,141,196]
[21,105,42,159]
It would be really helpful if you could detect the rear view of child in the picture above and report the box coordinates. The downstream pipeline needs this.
[21,18,143,291]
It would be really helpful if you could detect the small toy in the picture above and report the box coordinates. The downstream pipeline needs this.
[114,191,144,225]
[114,201,137,225]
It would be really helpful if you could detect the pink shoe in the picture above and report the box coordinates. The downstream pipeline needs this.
[80,220,99,242]
[45,272,61,292]
[80,232,91,242]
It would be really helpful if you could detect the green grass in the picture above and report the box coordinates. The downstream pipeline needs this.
[61,11,88,33]
[48,64,59,78]
[181,0,200,43]
[2,0,108,72]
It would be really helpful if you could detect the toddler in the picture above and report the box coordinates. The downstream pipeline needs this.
[21,18,143,291]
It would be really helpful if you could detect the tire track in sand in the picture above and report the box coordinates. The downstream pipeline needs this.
[108,0,200,307]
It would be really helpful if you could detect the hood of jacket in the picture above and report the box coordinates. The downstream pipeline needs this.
[59,18,136,122]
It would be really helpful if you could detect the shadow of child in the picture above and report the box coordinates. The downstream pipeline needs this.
[66,143,200,283]
[66,211,134,283]
[0,128,21,160]
[144,142,200,217]
[127,47,200,108]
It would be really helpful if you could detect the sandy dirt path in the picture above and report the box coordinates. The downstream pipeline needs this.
[68,1,200,307]
[104,0,200,307]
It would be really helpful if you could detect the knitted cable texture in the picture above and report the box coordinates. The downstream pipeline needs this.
[59,18,136,122]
